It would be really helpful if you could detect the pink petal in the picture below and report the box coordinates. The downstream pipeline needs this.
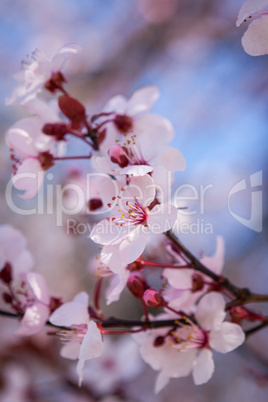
[79,321,104,360]
[13,159,44,200]
[7,128,38,158]
[16,303,49,336]
[106,271,129,305]
[126,86,160,116]
[236,0,268,26]
[195,292,226,331]
[200,236,224,275]
[120,165,153,176]
[192,349,214,385]
[49,301,89,327]
[119,226,148,264]
[73,291,89,305]
[163,268,192,290]
[102,95,127,114]
[26,272,50,304]
[124,174,155,207]
[147,203,177,233]
[241,15,268,56]
[90,219,129,245]
[157,146,186,172]
[155,371,170,394]
[209,322,245,353]
[60,341,81,360]
[101,245,126,274]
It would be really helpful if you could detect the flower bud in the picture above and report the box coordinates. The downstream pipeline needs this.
[143,289,163,307]
[108,145,129,168]
[0,263,12,284]
[2,292,12,304]
[229,306,248,324]
[127,276,146,298]
[154,336,165,347]
[192,273,204,292]
[42,122,69,141]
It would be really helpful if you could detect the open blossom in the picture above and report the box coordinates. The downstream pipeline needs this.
[133,292,245,393]
[237,0,268,56]
[6,44,81,105]
[6,113,57,199]
[90,174,178,269]
[49,292,104,385]
[163,236,224,312]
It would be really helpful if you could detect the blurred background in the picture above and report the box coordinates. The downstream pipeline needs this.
[0,0,268,401]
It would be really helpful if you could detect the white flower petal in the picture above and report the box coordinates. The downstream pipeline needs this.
[102,95,127,114]
[192,349,214,385]
[106,271,129,305]
[73,291,89,306]
[90,219,130,245]
[236,0,268,26]
[195,292,226,331]
[78,321,104,361]
[124,174,155,207]
[241,15,268,56]
[119,226,148,264]
[26,272,50,304]
[158,146,186,172]
[120,165,153,176]
[126,86,160,116]
[49,301,89,326]
[155,371,170,394]
[163,268,193,290]
[13,159,44,200]
[147,203,177,233]
[16,303,49,336]
[200,236,224,275]
[60,341,80,360]
[209,322,245,353]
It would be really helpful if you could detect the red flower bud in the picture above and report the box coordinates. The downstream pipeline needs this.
[42,122,69,141]
[108,145,129,168]
[192,273,204,292]
[2,293,13,304]
[0,263,12,284]
[143,289,163,307]
[58,95,86,129]
[44,71,67,93]
[127,276,146,298]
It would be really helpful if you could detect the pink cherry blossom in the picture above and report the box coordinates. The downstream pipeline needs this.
[6,44,81,105]
[6,114,57,199]
[90,174,178,269]
[237,0,268,56]
[133,292,245,393]
[49,291,104,386]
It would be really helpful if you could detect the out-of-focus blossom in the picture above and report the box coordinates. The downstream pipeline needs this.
[83,336,143,394]
[16,272,50,336]
[6,44,81,105]
[90,174,177,269]
[237,0,268,55]
[6,113,57,199]
[49,291,104,385]
[0,225,34,278]
[133,292,245,393]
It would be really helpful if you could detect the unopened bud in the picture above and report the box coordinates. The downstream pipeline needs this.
[108,145,129,168]
[42,123,69,141]
[88,198,103,211]
[2,293,12,304]
[127,276,146,298]
[229,306,248,324]
[0,263,12,284]
[58,95,86,129]
[154,336,165,347]
[143,289,163,307]
[128,260,143,272]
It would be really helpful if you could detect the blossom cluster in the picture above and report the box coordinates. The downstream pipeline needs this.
[2,31,266,395]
